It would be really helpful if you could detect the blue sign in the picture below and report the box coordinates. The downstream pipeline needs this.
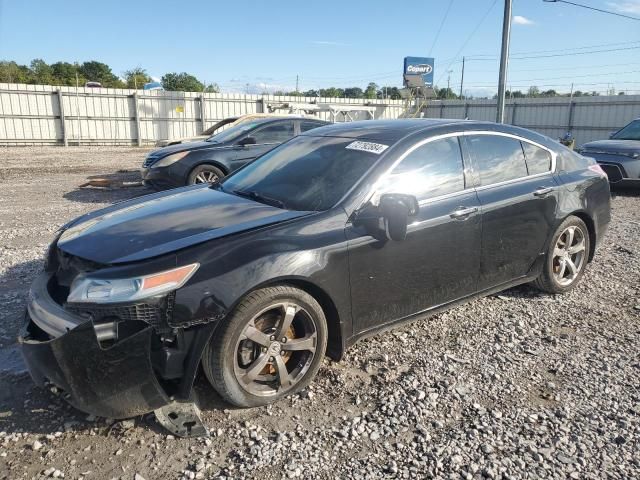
[403,57,435,86]
[143,82,164,91]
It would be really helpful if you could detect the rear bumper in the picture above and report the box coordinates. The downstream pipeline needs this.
[19,273,170,418]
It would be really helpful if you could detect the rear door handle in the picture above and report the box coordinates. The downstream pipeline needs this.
[533,187,554,197]
[450,206,478,219]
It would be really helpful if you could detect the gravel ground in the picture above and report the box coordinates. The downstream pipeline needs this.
[0,147,639,480]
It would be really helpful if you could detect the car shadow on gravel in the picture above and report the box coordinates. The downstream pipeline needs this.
[62,171,152,205]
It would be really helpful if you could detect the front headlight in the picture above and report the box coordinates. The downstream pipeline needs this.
[67,263,199,304]
[152,151,190,168]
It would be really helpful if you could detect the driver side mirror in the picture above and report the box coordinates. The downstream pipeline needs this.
[379,193,419,241]
[238,136,257,146]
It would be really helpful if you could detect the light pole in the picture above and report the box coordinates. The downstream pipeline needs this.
[496,0,512,123]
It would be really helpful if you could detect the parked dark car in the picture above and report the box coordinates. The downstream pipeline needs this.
[575,118,640,187]
[20,119,610,436]
[141,117,329,189]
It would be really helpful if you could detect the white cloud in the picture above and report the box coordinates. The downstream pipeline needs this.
[311,40,351,46]
[607,0,640,14]
[513,15,535,25]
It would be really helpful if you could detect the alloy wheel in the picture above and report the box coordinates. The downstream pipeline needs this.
[233,302,318,397]
[552,225,587,287]
[194,170,219,184]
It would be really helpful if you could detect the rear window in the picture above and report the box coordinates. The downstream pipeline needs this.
[468,135,528,186]
[521,142,552,175]
[301,121,325,132]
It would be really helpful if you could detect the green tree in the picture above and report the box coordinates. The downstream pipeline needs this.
[30,59,54,85]
[79,61,124,87]
[378,86,401,99]
[124,67,152,89]
[364,82,378,99]
[437,87,458,100]
[161,72,205,92]
[0,61,32,83]
[302,89,319,97]
[319,87,344,97]
[527,86,540,97]
[344,87,364,98]
[50,62,83,86]
[204,82,220,93]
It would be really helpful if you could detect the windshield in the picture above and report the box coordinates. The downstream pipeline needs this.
[611,120,640,141]
[206,121,262,143]
[220,135,382,211]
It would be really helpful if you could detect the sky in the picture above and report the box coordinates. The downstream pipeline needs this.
[0,0,639,97]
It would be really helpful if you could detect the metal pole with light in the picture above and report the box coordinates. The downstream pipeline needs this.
[496,0,513,123]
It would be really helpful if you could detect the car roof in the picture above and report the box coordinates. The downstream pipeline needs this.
[301,119,470,143]
[301,119,552,144]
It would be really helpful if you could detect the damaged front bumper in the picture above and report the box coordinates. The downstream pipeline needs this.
[19,273,208,437]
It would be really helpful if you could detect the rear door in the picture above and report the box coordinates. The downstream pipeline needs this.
[232,121,296,167]
[464,132,558,289]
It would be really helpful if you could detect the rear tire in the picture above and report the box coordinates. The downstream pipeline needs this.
[533,215,590,294]
[202,286,327,408]
[187,164,224,185]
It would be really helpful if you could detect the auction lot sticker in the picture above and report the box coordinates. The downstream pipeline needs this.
[346,141,389,155]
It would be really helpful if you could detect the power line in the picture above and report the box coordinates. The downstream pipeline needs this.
[434,0,499,86]
[463,44,640,61]
[469,69,640,85]
[429,0,455,55]
[469,39,640,57]
[543,0,640,21]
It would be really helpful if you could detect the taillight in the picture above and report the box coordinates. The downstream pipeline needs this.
[588,164,607,178]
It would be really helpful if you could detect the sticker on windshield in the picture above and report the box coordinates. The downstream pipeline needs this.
[345,141,389,155]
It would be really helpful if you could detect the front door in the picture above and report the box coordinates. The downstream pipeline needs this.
[346,134,482,335]
[464,133,559,289]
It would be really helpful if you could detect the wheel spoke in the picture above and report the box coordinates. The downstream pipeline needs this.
[276,304,298,338]
[241,353,270,384]
[557,259,567,279]
[282,334,317,352]
[565,258,577,276]
[243,325,271,347]
[553,246,565,257]
[568,240,585,255]
[274,354,293,388]
[565,227,575,249]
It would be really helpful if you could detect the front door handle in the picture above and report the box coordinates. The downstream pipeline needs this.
[533,187,554,197]
[450,206,478,219]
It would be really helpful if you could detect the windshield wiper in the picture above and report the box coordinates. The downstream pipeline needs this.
[233,189,286,209]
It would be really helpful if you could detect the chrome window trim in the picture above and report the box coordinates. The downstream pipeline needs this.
[463,130,557,190]
[366,132,469,207]
[356,129,558,212]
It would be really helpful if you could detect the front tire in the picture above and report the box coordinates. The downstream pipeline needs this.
[187,164,224,185]
[533,215,590,294]
[202,286,328,407]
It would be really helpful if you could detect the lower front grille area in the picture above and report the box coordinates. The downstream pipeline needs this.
[65,298,174,334]
[599,163,625,182]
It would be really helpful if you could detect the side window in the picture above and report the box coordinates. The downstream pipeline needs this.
[251,122,294,144]
[521,141,552,175]
[385,136,465,201]
[301,121,324,132]
[468,135,527,186]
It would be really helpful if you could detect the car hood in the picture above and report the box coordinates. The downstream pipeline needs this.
[149,139,228,157]
[57,185,310,264]
[580,139,640,156]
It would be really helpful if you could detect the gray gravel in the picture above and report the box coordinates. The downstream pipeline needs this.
[1,147,639,479]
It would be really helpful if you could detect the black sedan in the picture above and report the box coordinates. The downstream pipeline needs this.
[141,116,329,189]
[576,117,640,187]
[20,119,610,436]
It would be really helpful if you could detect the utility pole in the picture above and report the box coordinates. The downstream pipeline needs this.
[295,75,299,94]
[459,56,465,99]
[496,0,513,123]
[446,70,453,99]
